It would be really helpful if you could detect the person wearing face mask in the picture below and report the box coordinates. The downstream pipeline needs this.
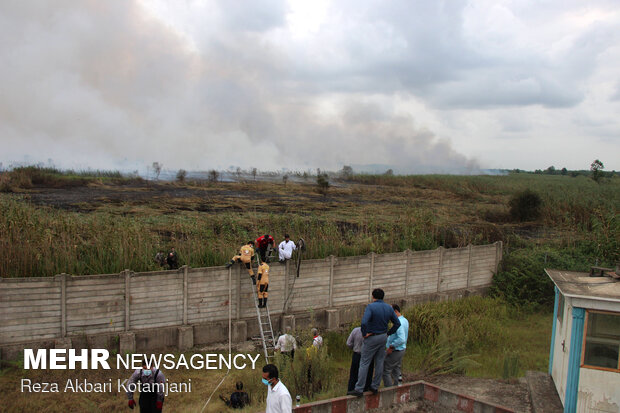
[262,364,292,413]
[126,359,166,412]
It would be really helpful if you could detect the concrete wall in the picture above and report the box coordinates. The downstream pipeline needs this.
[290,381,514,413]
[0,242,502,354]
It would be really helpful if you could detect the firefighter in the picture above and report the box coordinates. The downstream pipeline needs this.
[257,260,270,308]
[255,234,275,263]
[226,241,256,284]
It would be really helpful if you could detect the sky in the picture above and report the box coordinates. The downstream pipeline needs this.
[1,0,619,174]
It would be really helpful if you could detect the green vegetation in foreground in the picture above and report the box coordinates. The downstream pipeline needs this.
[0,297,551,412]
[401,296,551,378]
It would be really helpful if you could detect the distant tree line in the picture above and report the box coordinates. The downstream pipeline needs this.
[511,159,617,182]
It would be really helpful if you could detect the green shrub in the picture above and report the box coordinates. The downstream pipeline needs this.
[509,189,542,221]
[274,346,335,400]
[502,352,520,379]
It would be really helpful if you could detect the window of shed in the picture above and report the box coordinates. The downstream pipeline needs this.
[556,293,564,323]
[582,311,620,371]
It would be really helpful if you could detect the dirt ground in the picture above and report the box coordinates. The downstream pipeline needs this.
[19,181,394,214]
[369,399,456,413]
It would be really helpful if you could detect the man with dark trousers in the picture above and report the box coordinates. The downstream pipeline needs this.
[255,234,275,263]
[126,359,166,412]
[347,288,400,397]
[166,247,179,270]
[346,326,375,392]
[257,260,270,308]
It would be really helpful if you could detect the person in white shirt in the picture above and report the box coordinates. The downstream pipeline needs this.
[262,364,292,413]
[278,234,296,263]
[311,328,323,349]
[275,327,297,359]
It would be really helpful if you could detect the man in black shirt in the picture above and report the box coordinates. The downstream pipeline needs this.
[219,381,250,409]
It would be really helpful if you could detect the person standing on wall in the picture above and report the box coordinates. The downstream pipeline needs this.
[347,288,400,397]
[382,304,409,387]
[125,359,166,412]
[255,234,275,263]
[262,364,292,413]
[278,234,296,264]
[226,240,257,284]
[257,260,270,308]
[346,326,375,392]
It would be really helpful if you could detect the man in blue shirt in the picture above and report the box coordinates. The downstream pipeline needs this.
[382,304,409,387]
[347,288,400,396]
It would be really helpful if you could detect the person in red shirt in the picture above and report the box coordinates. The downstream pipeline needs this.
[255,234,275,263]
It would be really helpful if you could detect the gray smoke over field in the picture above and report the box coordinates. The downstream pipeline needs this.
[2,1,619,172]
[0,0,476,173]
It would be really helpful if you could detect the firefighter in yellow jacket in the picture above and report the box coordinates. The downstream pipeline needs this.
[257,261,270,308]
[226,241,257,284]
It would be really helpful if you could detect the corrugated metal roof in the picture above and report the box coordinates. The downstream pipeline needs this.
[545,269,620,303]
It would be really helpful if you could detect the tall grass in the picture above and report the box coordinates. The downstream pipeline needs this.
[402,297,551,378]
[0,173,617,278]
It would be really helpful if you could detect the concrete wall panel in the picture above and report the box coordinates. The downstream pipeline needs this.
[0,243,501,346]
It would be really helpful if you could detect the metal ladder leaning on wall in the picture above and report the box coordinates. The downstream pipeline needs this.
[251,255,276,362]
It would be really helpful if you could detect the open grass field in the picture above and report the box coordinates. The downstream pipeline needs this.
[1,168,617,280]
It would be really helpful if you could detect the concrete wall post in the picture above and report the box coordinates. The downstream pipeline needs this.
[177,326,193,351]
[57,273,67,337]
[124,270,131,332]
[436,247,444,293]
[54,338,71,350]
[495,241,503,273]
[369,252,375,300]
[466,244,473,288]
[182,265,188,325]
[329,255,335,307]
[236,263,242,320]
[284,260,290,312]
[119,332,136,354]
[404,250,411,296]
[326,309,339,331]
[231,320,247,342]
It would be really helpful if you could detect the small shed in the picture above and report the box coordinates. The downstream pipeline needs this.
[546,268,620,413]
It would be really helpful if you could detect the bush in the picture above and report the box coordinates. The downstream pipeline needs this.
[489,243,616,308]
[176,169,187,183]
[316,173,329,196]
[509,189,542,221]
[208,169,219,182]
[274,329,335,400]
[405,296,511,350]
